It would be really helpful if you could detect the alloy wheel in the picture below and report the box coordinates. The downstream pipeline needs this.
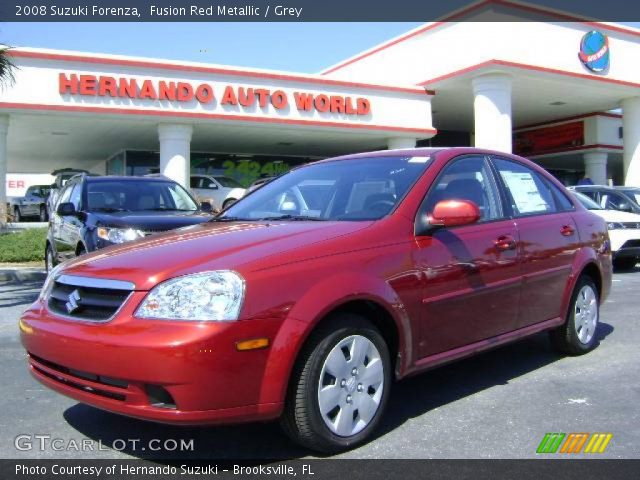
[574,284,598,344]
[317,335,384,437]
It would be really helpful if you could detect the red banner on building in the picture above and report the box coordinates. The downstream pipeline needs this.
[514,121,584,156]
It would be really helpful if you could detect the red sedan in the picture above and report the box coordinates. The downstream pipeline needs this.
[20,148,612,453]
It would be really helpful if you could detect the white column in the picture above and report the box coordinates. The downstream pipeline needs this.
[387,137,417,150]
[583,152,608,185]
[472,74,513,153]
[622,97,640,186]
[0,115,9,226]
[158,124,192,187]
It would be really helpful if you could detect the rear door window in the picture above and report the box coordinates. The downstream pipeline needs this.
[492,158,558,216]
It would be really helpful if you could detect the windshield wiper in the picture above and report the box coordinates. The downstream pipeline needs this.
[141,207,196,211]
[257,214,325,221]
[208,216,253,222]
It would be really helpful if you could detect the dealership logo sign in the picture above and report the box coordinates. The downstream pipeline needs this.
[537,432,613,454]
[579,30,609,73]
[58,73,371,115]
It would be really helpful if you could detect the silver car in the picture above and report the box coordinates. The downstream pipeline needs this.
[190,175,246,211]
[9,185,51,222]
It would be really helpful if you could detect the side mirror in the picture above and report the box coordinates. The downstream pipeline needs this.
[618,203,633,213]
[56,202,77,216]
[200,201,213,213]
[207,183,218,190]
[50,183,57,189]
[431,199,480,227]
[416,199,480,236]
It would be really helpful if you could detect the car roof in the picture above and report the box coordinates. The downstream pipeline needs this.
[85,175,177,183]
[322,147,445,163]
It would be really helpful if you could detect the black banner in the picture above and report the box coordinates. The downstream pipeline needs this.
[2,459,640,480]
[2,0,640,22]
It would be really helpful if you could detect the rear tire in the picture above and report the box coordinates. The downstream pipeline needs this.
[280,313,391,453]
[550,276,600,355]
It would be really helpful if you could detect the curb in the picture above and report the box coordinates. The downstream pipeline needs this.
[0,268,46,283]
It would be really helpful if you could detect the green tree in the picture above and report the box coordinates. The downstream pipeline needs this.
[0,45,14,228]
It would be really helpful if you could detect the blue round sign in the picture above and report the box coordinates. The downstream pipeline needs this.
[579,30,610,73]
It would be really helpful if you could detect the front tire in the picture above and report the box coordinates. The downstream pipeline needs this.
[550,276,600,355]
[39,205,48,222]
[13,206,21,222]
[45,244,55,273]
[281,314,391,453]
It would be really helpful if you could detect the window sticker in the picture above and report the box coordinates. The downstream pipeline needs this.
[501,171,549,214]
[408,156,430,163]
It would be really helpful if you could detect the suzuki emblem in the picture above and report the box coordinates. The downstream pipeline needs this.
[65,289,81,314]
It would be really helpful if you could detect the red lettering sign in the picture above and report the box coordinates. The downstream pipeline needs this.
[58,73,372,115]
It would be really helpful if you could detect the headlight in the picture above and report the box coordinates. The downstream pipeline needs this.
[607,222,625,230]
[97,227,144,244]
[135,271,245,321]
[39,263,64,300]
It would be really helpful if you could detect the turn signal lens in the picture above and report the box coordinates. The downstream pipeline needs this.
[236,338,270,351]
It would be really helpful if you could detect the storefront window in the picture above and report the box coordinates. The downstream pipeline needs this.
[106,152,125,175]
[114,150,314,187]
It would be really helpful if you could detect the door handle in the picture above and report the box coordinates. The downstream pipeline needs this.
[495,235,517,251]
[560,225,575,237]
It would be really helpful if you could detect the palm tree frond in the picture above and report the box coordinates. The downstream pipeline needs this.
[0,46,16,87]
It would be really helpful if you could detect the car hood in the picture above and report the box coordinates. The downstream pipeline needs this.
[587,209,640,223]
[90,210,212,231]
[62,220,373,290]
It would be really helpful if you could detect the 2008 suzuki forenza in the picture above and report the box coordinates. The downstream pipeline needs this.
[20,148,612,453]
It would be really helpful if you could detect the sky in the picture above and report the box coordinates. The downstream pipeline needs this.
[0,22,424,73]
[2,21,639,75]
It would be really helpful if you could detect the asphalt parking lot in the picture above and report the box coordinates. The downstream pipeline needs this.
[1,267,638,460]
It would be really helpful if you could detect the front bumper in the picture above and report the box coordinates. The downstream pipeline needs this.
[20,294,285,425]
[608,229,640,258]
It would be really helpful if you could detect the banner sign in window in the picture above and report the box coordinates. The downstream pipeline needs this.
[514,121,585,156]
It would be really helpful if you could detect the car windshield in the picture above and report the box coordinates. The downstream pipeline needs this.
[215,176,244,188]
[221,155,432,221]
[619,189,640,205]
[86,180,199,212]
[572,191,602,210]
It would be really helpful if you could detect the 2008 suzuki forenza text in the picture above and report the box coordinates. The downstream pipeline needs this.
[20,148,612,453]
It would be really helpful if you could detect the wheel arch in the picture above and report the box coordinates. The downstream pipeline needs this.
[579,262,602,300]
[258,273,412,409]
[561,255,606,321]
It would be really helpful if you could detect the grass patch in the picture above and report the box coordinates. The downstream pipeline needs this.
[0,228,47,262]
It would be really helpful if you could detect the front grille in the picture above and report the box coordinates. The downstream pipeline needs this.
[47,274,134,321]
[621,239,640,249]
[622,222,640,229]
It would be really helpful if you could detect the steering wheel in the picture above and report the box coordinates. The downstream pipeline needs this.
[367,200,395,215]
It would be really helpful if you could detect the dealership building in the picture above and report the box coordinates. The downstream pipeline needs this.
[2,0,640,203]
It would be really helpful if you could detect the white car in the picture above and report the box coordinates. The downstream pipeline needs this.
[189,175,247,211]
[572,190,640,270]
